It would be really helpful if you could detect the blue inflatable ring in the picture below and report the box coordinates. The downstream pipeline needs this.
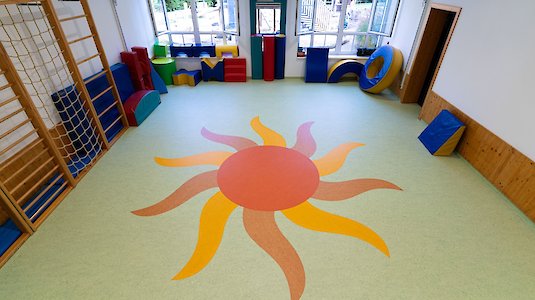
[359,45,403,94]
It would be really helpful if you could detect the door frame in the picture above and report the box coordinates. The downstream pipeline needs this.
[400,3,461,106]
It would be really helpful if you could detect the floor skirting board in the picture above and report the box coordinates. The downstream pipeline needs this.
[420,90,535,222]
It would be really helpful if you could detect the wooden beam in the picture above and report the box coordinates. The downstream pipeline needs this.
[0,42,76,187]
[0,0,37,5]
[0,189,32,233]
[79,0,129,130]
[58,14,86,23]
[0,181,35,232]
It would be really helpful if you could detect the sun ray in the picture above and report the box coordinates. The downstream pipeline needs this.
[312,179,402,201]
[243,209,305,300]
[174,192,237,280]
[201,127,257,151]
[155,151,233,167]
[291,122,316,157]
[132,170,218,216]
[313,142,364,176]
[282,201,389,256]
[250,116,287,147]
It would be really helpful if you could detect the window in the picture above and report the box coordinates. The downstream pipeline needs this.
[297,0,399,55]
[368,0,400,36]
[256,3,281,35]
[148,0,239,46]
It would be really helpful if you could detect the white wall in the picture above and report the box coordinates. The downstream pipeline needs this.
[388,0,535,161]
[115,0,155,55]
[382,0,426,70]
[86,0,125,66]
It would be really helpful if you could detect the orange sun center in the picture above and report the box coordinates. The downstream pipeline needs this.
[217,146,320,211]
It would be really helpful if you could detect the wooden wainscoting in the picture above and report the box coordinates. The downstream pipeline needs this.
[420,90,535,221]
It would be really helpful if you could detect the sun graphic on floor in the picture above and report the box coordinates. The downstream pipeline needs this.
[133,117,401,300]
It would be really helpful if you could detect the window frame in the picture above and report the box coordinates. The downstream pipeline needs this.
[255,3,282,35]
[367,0,401,36]
[222,0,240,36]
[296,0,398,56]
[148,0,240,46]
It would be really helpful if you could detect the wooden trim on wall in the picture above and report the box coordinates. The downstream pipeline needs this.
[420,90,535,221]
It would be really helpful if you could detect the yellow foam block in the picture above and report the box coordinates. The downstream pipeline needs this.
[172,73,195,86]
[215,45,239,58]
[433,126,466,156]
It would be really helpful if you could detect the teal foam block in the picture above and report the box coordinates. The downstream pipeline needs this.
[251,35,263,79]
[124,90,161,126]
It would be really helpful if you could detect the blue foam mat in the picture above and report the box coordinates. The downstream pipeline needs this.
[22,174,66,221]
[305,48,329,83]
[1,173,68,257]
[0,220,22,257]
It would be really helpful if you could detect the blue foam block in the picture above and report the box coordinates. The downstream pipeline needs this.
[305,47,329,83]
[171,43,215,57]
[110,63,135,102]
[418,110,464,154]
[201,60,224,82]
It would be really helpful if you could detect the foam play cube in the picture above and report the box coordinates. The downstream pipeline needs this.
[201,58,224,82]
[170,43,216,57]
[172,69,202,86]
[121,51,148,90]
[215,45,239,58]
[192,44,216,57]
[131,47,155,90]
[418,110,466,156]
[153,43,168,57]
[224,58,246,82]
[170,44,193,57]
[123,90,161,126]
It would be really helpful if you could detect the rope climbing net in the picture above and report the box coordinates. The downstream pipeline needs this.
[0,2,102,177]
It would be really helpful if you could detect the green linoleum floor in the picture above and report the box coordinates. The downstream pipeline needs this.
[1,79,534,299]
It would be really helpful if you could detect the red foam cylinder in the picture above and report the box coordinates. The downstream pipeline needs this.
[263,35,275,81]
